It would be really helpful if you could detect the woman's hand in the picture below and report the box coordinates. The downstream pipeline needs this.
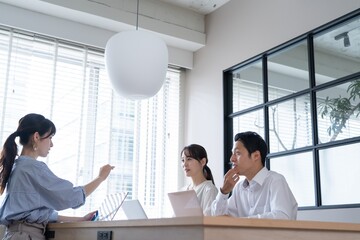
[57,210,98,222]
[84,210,98,221]
[84,164,115,197]
[98,164,115,181]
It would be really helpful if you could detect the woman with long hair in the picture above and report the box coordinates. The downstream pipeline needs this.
[0,113,114,240]
[181,144,218,216]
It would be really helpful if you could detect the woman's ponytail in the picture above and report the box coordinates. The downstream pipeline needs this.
[0,113,56,195]
[0,132,19,195]
[203,165,215,185]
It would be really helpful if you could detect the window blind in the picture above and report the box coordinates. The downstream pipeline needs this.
[0,26,182,218]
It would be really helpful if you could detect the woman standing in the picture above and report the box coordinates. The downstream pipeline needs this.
[0,113,114,240]
[181,144,218,216]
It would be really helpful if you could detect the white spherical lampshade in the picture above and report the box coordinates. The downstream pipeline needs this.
[105,30,168,100]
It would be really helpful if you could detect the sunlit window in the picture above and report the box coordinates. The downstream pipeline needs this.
[0,27,183,218]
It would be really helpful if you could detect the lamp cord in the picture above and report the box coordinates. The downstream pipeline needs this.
[136,0,139,30]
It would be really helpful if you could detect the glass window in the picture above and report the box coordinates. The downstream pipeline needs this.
[232,60,263,112]
[320,142,360,205]
[232,109,264,138]
[317,79,360,143]
[0,27,182,218]
[314,15,360,85]
[224,10,360,209]
[268,94,313,153]
[268,41,309,101]
[0,29,11,114]
[269,151,315,207]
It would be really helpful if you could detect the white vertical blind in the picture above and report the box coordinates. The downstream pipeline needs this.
[0,26,182,218]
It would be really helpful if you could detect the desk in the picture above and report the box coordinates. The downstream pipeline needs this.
[46,216,360,240]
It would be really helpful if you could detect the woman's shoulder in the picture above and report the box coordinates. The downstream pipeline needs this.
[201,180,215,187]
[200,180,218,192]
[15,156,49,175]
[18,156,46,166]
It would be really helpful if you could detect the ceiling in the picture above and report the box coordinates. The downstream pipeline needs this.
[1,0,358,59]
[0,0,223,53]
[159,0,230,15]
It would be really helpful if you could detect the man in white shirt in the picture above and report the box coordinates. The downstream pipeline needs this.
[211,131,298,219]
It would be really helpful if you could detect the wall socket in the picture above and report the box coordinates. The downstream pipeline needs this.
[97,231,112,240]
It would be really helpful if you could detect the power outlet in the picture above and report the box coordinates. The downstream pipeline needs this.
[97,231,112,240]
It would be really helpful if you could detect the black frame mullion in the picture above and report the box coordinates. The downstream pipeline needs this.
[223,8,360,210]
[262,54,270,170]
[223,70,234,175]
[307,33,322,207]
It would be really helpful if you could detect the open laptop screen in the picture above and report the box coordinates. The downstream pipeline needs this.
[121,199,148,220]
[167,190,203,217]
[97,192,129,221]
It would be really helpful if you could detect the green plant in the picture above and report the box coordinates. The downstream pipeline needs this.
[318,79,360,141]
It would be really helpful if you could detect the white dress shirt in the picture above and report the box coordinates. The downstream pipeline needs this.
[211,167,298,219]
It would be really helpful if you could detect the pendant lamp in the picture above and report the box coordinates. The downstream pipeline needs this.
[105,0,168,100]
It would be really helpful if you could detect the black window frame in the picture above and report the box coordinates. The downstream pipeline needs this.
[223,9,360,210]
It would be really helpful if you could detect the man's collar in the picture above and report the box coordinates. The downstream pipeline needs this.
[243,167,268,188]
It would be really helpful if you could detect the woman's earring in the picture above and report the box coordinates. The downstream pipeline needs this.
[33,145,37,151]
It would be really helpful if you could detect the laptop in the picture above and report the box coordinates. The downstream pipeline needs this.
[167,190,203,217]
[95,192,129,221]
[121,199,148,220]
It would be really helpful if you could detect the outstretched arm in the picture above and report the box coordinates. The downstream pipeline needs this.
[83,164,114,197]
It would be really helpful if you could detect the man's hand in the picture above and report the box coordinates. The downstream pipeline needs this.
[220,168,240,194]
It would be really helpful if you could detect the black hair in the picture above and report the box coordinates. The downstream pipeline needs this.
[0,113,56,194]
[234,131,268,166]
[181,144,215,185]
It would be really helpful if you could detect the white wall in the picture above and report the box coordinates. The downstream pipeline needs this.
[184,0,360,222]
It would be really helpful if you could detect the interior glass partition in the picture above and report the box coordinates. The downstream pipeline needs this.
[223,9,360,209]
